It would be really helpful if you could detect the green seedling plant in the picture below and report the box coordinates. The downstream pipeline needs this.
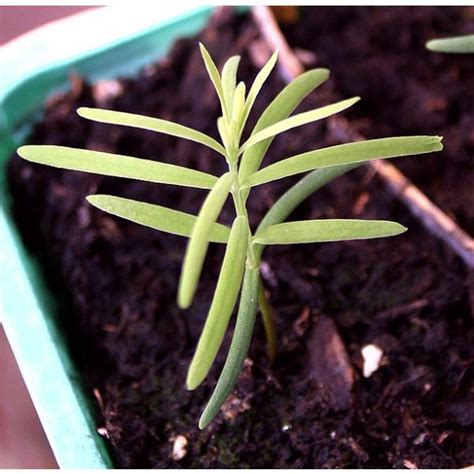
[426,34,474,53]
[18,44,443,429]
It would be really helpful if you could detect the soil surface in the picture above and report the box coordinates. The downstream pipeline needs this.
[7,7,474,468]
[281,6,474,235]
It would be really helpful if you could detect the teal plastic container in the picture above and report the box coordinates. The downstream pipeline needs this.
[0,6,216,468]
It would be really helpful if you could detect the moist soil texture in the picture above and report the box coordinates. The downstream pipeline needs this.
[7,7,474,469]
[281,6,474,235]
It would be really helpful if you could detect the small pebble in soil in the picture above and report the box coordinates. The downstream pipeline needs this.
[221,393,252,421]
[171,435,188,462]
[403,459,418,469]
[92,79,123,105]
[413,433,427,445]
[281,423,292,432]
[97,427,109,439]
[437,432,450,444]
[361,344,383,378]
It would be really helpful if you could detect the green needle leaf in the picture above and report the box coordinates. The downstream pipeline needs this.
[426,34,474,54]
[253,219,407,245]
[243,136,443,188]
[77,107,226,157]
[240,97,360,151]
[217,117,230,153]
[199,266,260,430]
[178,172,235,309]
[254,164,360,263]
[86,194,230,243]
[257,165,359,234]
[187,215,249,390]
[199,42,229,120]
[238,68,330,187]
[232,82,246,123]
[221,56,241,118]
[241,50,279,127]
[17,145,218,189]
[230,83,246,142]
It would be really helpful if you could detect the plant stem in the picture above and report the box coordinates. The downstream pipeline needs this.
[229,119,277,364]
[229,160,278,362]
[258,276,277,364]
[231,176,259,268]
[199,266,260,429]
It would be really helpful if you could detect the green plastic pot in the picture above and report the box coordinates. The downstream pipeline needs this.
[0,6,219,468]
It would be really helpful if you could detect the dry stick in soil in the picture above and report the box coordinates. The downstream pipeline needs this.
[253,4,474,269]
[18,44,442,429]
[329,117,474,269]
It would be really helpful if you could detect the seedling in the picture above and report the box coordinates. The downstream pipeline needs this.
[18,44,443,429]
[426,34,474,53]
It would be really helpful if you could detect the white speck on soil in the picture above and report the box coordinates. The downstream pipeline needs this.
[93,79,123,104]
[413,433,426,445]
[361,344,383,378]
[171,435,188,461]
[97,427,109,439]
[403,459,418,469]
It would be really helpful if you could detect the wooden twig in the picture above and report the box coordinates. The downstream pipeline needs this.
[251,6,304,82]
[371,160,474,267]
[329,116,474,268]
[252,5,474,269]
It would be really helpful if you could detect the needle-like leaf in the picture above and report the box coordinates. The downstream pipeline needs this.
[86,194,230,243]
[199,266,260,430]
[217,117,230,153]
[241,50,279,127]
[240,97,360,151]
[18,145,218,189]
[232,82,246,123]
[77,107,226,157]
[238,68,330,187]
[257,165,359,234]
[243,136,443,188]
[230,82,247,142]
[199,42,229,120]
[426,34,474,54]
[178,172,235,309]
[221,56,241,117]
[253,219,407,245]
[253,164,361,264]
[186,215,249,391]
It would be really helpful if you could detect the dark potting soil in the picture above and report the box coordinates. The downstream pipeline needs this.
[281,6,474,235]
[7,7,474,469]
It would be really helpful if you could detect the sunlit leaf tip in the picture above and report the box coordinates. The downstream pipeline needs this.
[426,34,474,54]
[177,172,235,310]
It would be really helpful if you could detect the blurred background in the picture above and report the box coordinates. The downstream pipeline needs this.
[0,6,92,44]
[0,7,96,468]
